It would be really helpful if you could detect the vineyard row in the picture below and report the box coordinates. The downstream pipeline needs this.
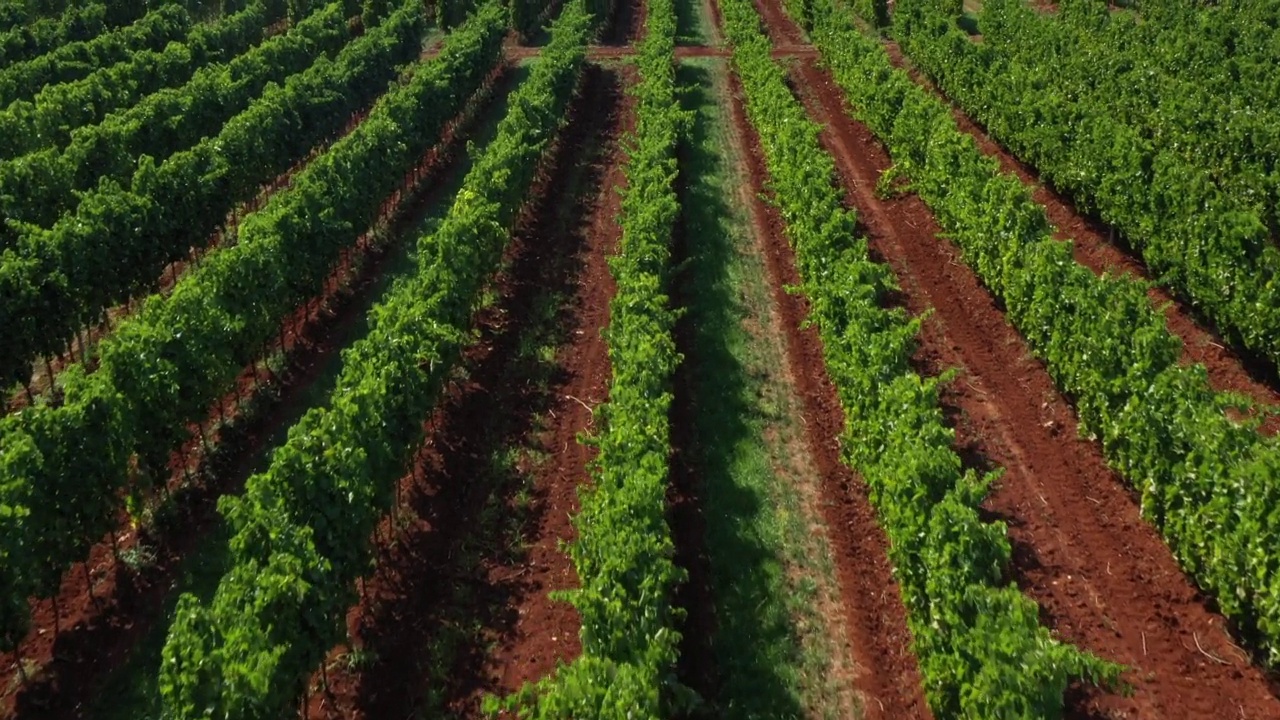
[812,0,1280,668]
[0,0,433,656]
[156,2,589,716]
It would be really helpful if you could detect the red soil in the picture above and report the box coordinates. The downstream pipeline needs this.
[880,40,1280,423]
[668,118,721,707]
[482,62,632,703]
[788,48,1280,719]
[302,63,628,720]
[603,0,643,45]
[0,67,506,720]
[750,0,805,46]
[718,37,935,719]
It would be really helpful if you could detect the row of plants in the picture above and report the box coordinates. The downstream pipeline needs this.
[511,0,611,41]
[0,0,402,391]
[978,0,1280,201]
[156,3,589,716]
[0,1,135,67]
[0,0,259,32]
[286,0,378,22]
[0,0,501,661]
[0,2,189,105]
[0,0,280,159]
[802,0,1280,668]
[508,0,542,38]
[893,0,1280,376]
[495,0,686,717]
[719,0,1126,715]
[0,0,347,246]
[849,0,886,28]
[0,1,32,31]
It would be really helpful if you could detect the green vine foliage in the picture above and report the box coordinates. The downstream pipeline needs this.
[490,0,689,717]
[0,0,281,160]
[0,0,443,660]
[0,1,355,389]
[851,0,887,28]
[508,0,541,38]
[157,4,587,716]
[361,0,389,25]
[287,0,313,21]
[805,0,1280,669]
[0,2,189,106]
[894,0,1280,381]
[0,1,348,249]
[0,2,115,68]
[717,0,1125,716]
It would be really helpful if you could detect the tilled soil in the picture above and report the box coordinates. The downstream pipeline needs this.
[711,18,935,716]
[479,63,632,703]
[0,65,508,720]
[16,3,1280,718]
[784,29,1280,720]
[503,45,815,59]
[301,63,630,720]
[668,95,723,710]
[880,40,1280,424]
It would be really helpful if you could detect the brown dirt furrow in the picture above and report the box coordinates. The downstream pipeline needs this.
[880,40,1280,421]
[722,55,933,720]
[482,62,631,701]
[704,0,726,44]
[668,127,721,708]
[603,0,642,45]
[303,63,628,720]
[749,0,805,45]
[0,68,510,720]
[789,55,1280,718]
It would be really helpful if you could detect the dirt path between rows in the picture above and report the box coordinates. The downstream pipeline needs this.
[880,40,1280,423]
[712,23,934,717]
[302,63,629,720]
[668,106,724,712]
[785,39,1280,720]
[504,45,816,59]
[476,62,631,705]
[0,33,455,418]
[0,65,511,720]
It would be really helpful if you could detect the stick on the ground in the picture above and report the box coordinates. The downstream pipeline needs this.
[565,394,595,424]
[1192,632,1229,665]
